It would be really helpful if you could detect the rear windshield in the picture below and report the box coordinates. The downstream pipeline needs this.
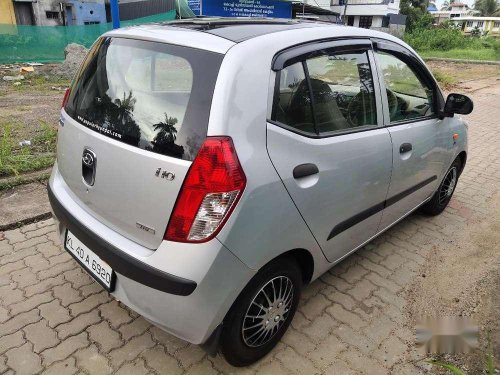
[65,37,223,161]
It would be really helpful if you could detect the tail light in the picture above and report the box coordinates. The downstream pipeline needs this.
[165,137,246,243]
[62,88,71,108]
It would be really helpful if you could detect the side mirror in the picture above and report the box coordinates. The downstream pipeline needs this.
[443,93,473,116]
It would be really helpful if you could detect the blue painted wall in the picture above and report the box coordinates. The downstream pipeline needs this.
[65,0,106,25]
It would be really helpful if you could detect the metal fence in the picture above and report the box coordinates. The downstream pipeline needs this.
[0,11,176,64]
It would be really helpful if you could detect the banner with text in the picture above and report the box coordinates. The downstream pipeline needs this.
[188,0,292,18]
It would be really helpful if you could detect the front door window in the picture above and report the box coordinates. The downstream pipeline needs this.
[375,51,436,122]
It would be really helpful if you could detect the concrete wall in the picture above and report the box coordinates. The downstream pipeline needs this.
[0,0,17,24]
[31,0,63,25]
[65,0,106,25]
[30,0,105,25]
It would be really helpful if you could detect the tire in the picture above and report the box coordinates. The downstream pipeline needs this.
[420,158,462,216]
[220,257,302,367]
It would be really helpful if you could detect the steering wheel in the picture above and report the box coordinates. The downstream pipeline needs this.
[346,89,399,127]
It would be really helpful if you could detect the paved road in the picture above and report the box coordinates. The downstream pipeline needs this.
[0,82,499,374]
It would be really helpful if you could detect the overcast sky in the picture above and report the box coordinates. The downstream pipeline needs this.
[433,0,475,9]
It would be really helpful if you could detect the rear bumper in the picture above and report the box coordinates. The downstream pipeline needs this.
[48,184,197,296]
[48,164,255,344]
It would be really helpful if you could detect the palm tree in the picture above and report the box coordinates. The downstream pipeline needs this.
[150,113,184,157]
[152,114,178,144]
[474,0,500,16]
[440,0,449,10]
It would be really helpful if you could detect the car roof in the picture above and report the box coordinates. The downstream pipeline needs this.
[162,18,329,42]
[106,18,407,56]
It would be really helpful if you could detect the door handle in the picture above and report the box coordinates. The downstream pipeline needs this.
[293,163,319,179]
[399,143,412,153]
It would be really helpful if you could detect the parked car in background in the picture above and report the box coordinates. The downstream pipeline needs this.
[48,18,473,366]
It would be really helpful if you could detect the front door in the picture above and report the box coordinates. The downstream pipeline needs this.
[373,41,451,230]
[267,42,393,262]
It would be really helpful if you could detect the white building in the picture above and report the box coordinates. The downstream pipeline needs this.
[305,0,403,30]
[429,3,478,24]
[453,16,500,36]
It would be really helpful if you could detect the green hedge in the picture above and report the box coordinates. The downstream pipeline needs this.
[403,24,500,60]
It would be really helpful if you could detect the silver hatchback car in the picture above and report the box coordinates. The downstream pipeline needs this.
[48,18,473,366]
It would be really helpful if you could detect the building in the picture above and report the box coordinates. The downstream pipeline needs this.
[0,0,16,24]
[453,16,500,36]
[6,0,106,25]
[429,3,478,24]
[305,0,404,33]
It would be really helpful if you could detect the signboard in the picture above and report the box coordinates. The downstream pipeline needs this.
[188,0,201,15]
[188,0,292,19]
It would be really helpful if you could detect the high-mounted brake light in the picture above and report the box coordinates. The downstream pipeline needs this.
[165,137,246,243]
[62,88,71,108]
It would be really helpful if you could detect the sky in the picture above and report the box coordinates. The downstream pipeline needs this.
[433,0,475,9]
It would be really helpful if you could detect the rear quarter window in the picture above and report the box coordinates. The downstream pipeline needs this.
[65,37,223,161]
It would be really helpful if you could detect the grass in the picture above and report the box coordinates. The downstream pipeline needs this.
[420,49,500,62]
[0,172,51,191]
[431,69,457,89]
[10,74,70,93]
[0,120,57,177]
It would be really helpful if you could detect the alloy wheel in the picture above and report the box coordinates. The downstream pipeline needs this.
[241,276,294,348]
[439,167,457,205]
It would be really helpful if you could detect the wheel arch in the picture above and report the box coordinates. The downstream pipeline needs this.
[273,248,315,285]
[457,151,467,175]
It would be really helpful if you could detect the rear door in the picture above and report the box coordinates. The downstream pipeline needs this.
[372,40,451,230]
[267,40,393,263]
[58,37,222,249]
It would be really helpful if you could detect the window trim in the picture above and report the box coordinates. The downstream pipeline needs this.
[270,39,383,139]
[272,38,372,71]
[372,38,444,126]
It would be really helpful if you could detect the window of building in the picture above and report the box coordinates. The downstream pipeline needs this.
[450,13,459,18]
[375,51,435,123]
[84,21,100,25]
[477,20,484,27]
[45,11,59,19]
[359,16,373,28]
[466,20,473,27]
[494,21,500,28]
[382,15,390,27]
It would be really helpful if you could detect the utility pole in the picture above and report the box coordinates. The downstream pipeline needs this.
[110,0,120,29]
[342,0,349,24]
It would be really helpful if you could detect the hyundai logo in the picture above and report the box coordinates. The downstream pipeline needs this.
[82,148,97,186]
[82,150,95,167]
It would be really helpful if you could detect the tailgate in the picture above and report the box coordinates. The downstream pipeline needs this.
[57,36,222,249]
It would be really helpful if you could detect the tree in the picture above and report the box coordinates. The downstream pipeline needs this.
[440,0,450,10]
[474,0,500,16]
[400,0,434,31]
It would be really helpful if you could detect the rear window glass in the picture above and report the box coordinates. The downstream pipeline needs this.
[65,37,223,161]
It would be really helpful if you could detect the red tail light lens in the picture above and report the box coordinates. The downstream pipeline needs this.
[165,137,246,243]
[62,88,71,109]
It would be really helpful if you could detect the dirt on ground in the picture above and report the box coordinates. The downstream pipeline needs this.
[0,64,67,136]
[426,61,500,87]
[405,192,500,373]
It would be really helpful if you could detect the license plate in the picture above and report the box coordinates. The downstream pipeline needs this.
[64,230,115,291]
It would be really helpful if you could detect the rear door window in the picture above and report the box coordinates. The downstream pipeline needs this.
[65,37,223,161]
[306,51,377,134]
[274,62,315,135]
